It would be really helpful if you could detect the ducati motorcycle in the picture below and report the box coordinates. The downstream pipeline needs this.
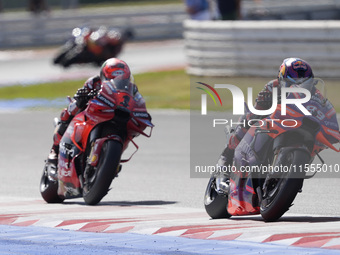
[53,27,133,68]
[40,77,153,205]
[204,78,340,221]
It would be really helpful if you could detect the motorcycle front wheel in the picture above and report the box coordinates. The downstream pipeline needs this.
[83,140,122,205]
[204,176,232,219]
[260,149,309,221]
[53,41,76,65]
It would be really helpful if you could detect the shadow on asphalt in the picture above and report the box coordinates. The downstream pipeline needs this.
[62,200,178,207]
[279,216,340,223]
[219,215,340,223]
[99,200,178,206]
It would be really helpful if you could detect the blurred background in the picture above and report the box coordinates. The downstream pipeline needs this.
[0,0,340,109]
[1,0,340,48]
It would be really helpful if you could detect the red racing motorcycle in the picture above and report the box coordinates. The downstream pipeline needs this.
[204,78,340,221]
[40,77,153,205]
[53,26,133,68]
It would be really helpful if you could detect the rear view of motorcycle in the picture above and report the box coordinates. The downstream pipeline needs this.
[204,78,340,221]
[40,77,153,205]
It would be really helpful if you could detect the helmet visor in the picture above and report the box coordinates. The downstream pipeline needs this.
[103,76,133,94]
[279,75,314,88]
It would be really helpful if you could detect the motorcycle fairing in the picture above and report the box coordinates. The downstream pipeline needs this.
[57,132,82,199]
[88,135,123,167]
[57,106,118,198]
[264,91,340,154]
[228,176,259,216]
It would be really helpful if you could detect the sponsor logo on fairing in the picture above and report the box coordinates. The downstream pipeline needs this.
[133,112,149,118]
[97,94,115,108]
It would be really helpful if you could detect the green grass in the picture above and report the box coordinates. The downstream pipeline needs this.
[0,69,190,109]
[0,80,82,100]
[1,70,340,111]
[135,69,190,109]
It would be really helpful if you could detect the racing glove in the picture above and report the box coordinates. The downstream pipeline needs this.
[73,88,97,109]
[255,89,273,110]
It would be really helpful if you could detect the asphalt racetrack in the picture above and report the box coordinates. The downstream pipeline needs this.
[1,40,340,254]
[1,109,340,254]
[0,109,339,213]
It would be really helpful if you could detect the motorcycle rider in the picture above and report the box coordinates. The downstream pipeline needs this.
[87,27,120,55]
[85,27,132,65]
[45,58,144,178]
[215,57,315,193]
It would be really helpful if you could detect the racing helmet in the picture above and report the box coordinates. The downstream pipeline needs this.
[100,58,131,81]
[100,58,133,93]
[278,58,314,87]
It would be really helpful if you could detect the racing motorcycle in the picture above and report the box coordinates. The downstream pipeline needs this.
[204,78,340,221]
[40,77,153,205]
[53,26,133,68]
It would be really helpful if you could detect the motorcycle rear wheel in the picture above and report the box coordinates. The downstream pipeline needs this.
[40,165,64,203]
[83,140,122,205]
[204,176,232,219]
[260,149,308,221]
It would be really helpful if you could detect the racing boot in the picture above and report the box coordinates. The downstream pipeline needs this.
[45,148,58,181]
[44,107,75,182]
[215,146,235,195]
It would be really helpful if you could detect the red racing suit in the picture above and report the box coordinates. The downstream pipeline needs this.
[51,75,102,155]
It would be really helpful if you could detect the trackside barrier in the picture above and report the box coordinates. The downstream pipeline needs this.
[242,0,340,20]
[0,5,186,48]
[183,20,340,77]
[1,1,339,49]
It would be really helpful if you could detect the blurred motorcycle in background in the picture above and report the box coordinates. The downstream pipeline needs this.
[53,26,134,68]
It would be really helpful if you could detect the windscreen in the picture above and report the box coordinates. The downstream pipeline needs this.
[102,76,133,95]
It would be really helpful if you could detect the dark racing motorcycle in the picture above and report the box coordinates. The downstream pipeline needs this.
[204,78,340,221]
[53,26,133,68]
[40,77,153,205]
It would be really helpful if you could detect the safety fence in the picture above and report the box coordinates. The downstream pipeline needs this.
[184,20,340,78]
[1,1,340,50]
[241,0,340,20]
[0,4,186,48]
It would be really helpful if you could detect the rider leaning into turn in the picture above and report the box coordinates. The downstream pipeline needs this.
[215,57,315,193]
[46,57,143,171]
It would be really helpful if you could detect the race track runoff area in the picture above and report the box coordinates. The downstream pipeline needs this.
[1,197,340,254]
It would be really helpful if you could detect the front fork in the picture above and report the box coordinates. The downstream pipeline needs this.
[214,125,235,195]
[260,146,310,200]
[81,135,124,190]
